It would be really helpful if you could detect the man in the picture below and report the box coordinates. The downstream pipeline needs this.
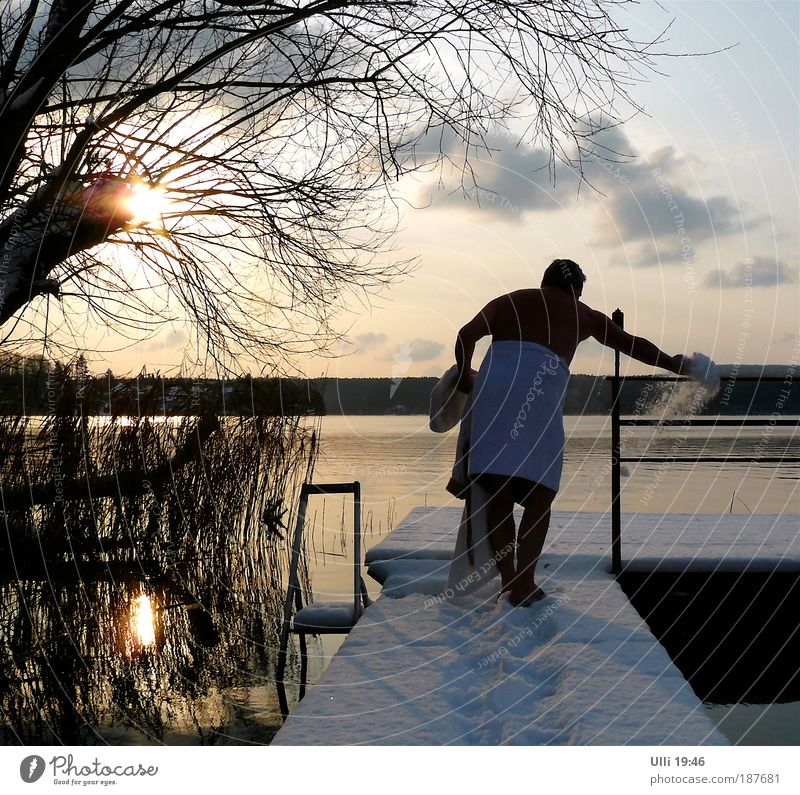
[455,259,690,606]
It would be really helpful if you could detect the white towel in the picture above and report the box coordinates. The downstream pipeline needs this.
[429,364,468,433]
[446,481,498,596]
[445,389,499,595]
[468,340,569,492]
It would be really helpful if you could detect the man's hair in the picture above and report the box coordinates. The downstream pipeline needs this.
[541,259,587,292]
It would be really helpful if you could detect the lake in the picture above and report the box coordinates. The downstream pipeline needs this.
[2,412,797,745]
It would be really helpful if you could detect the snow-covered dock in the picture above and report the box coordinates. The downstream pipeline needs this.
[273,508,800,745]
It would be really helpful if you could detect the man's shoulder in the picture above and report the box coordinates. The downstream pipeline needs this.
[577,300,604,318]
[504,288,541,301]
[576,301,607,333]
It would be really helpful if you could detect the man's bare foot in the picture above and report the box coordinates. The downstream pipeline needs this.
[497,581,514,602]
[508,584,546,606]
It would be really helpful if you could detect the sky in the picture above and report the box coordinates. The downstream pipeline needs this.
[107,0,798,380]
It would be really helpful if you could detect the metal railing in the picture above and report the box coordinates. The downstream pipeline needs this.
[607,309,799,575]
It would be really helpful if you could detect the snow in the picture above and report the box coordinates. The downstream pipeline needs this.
[688,351,720,391]
[367,508,800,574]
[648,350,720,417]
[367,558,451,597]
[273,507,800,745]
[364,509,458,563]
[273,583,726,745]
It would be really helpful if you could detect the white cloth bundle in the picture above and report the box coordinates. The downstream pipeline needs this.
[429,364,469,433]
[445,388,498,595]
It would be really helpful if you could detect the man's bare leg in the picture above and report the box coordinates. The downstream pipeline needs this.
[510,481,556,605]
[480,474,517,594]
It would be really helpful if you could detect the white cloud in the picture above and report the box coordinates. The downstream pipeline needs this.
[422,123,759,267]
[353,332,387,351]
[337,331,388,356]
[144,328,188,351]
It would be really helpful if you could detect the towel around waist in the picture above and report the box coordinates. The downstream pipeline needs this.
[467,340,569,490]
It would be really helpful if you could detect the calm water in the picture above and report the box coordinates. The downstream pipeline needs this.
[311,413,799,519]
[303,414,799,745]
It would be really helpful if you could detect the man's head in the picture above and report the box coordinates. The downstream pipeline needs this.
[541,259,586,297]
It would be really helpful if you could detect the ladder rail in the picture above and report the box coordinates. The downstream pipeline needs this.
[276,480,363,720]
[276,484,311,718]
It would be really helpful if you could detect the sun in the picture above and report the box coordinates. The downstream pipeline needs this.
[125,181,171,223]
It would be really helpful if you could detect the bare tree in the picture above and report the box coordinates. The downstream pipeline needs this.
[0,0,666,364]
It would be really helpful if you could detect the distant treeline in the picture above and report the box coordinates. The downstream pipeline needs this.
[0,356,325,416]
[317,367,798,416]
[0,354,795,416]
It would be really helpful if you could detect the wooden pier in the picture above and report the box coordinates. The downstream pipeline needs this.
[272,507,800,745]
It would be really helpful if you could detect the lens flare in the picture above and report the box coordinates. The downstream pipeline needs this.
[125,182,170,223]
[130,594,156,647]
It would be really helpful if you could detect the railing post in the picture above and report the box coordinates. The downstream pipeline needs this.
[353,480,362,623]
[611,308,624,576]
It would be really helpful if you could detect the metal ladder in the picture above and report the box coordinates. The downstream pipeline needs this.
[275,481,371,719]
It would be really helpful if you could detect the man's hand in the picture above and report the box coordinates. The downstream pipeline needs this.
[669,354,692,375]
[455,370,475,394]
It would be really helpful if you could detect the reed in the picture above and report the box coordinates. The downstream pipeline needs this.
[0,362,318,743]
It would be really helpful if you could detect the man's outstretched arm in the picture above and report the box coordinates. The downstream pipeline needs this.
[587,309,690,374]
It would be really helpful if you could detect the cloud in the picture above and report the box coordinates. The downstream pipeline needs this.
[425,136,577,218]
[594,171,746,271]
[336,332,445,364]
[353,332,387,351]
[407,339,445,361]
[144,329,187,351]
[703,256,798,288]
[337,331,388,356]
[580,128,747,259]
[381,338,444,362]
[422,122,757,264]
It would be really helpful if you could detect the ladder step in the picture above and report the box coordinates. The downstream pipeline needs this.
[292,602,359,634]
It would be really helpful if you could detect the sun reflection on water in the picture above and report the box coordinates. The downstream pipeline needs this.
[130,594,156,647]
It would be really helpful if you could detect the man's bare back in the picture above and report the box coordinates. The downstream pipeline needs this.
[482,287,595,364]
[456,287,688,393]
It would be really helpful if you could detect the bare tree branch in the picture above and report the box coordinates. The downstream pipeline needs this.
[0,0,673,365]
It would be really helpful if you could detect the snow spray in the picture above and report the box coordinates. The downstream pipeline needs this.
[649,352,721,420]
